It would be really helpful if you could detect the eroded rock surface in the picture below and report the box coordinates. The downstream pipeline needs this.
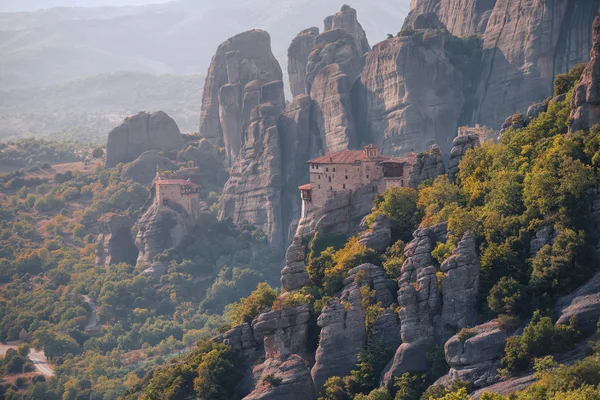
[325,5,370,56]
[135,204,190,265]
[198,29,283,160]
[244,355,315,400]
[105,111,184,168]
[219,97,286,248]
[356,16,464,156]
[408,145,446,188]
[288,28,319,98]
[281,238,310,292]
[95,213,138,267]
[570,13,600,133]
[358,213,392,253]
[555,271,600,335]
[436,321,507,389]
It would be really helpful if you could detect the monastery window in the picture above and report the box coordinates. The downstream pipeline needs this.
[318,185,321,189]
[326,167,329,172]
[329,177,331,182]
[330,186,333,190]
[345,175,348,180]
[333,168,336,172]
[343,184,346,189]
[318,175,321,179]
[366,175,369,179]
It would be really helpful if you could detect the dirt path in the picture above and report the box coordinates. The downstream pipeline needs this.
[0,342,54,376]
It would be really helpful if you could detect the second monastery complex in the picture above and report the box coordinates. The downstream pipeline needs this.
[299,145,416,212]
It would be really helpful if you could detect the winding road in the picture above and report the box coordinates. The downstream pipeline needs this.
[82,295,98,331]
[0,342,54,376]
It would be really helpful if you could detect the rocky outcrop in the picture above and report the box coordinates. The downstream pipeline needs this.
[135,204,191,265]
[95,213,138,267]
[294,183,380,244]
[140,261,169,282]
[570,13,600,133]
[382,225,446,388]
[529,225,555,258]
[408,145,446,188]
[371,308,401,353]
[219,94,287,248]
[198,29,283,162]
[436,321,507,389]
[356,17,465,156]
[243,304,314,400]
[244,356,315,400]
[448,133,480,182]
[281,238,310,292]
[475,0,600,130]
[555,271,600,335]
[213,322,262,362]
[440,232,480,332]
[324,5,370,56]
[105,111,184,168]
[121,151,176,186]
[312,263,395,393]
[288,28,319,98]
[358,213,392,253]
[307,28,363,152]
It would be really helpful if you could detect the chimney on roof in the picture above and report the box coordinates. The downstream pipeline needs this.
[364,144,379,160]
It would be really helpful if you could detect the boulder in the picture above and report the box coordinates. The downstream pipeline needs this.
[105,111,184,168]
[358,213,392,253]
[140,261,169,282]
[252,304,311,360]
[135,203,191,265]
[408,144,446,188]
[436,321,507,389]
[288,27,319,98]
[244,356,315,400]
[121,151,176,186]
[529,225,555,258]
[95,213,138,267]
[570,13,600,133]
[213,322,262,361]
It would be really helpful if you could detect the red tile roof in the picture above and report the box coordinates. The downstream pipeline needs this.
[298,184,312,190]
[156,179,201,189]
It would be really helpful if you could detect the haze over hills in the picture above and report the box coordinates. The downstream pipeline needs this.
[0,0,410,139]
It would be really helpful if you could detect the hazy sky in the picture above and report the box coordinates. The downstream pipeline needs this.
[0,0,173,12]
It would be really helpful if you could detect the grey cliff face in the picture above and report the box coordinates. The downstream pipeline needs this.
[555,271,600,335]
[288,28,319,98]
[475,0,600,130]
[105,111,184,168]
[570,13,600,133]
[199,29,283,162]
[135,203,190,266]
[358,213,393,253]
[439,232,480,333]
[218,96,287,249]
[120,151,176,186]
[356,23,464,156]
[95,213,138,267]
[325,5,371,56]
[408,145,446,189]
[280,238,310,292]
[307,29,363,152]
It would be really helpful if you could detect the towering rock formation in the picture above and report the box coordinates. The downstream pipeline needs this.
[324,4,371,56]
[356,15,465,155]
[105,111,184,168]
[288,28,319,98]
[307,28,363,152]
[95,213,138,267]
[408,145,446,189]
[570,13,600,133]
[404,0,495,37]
[474,0,600,129]
[198,29,283,163]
